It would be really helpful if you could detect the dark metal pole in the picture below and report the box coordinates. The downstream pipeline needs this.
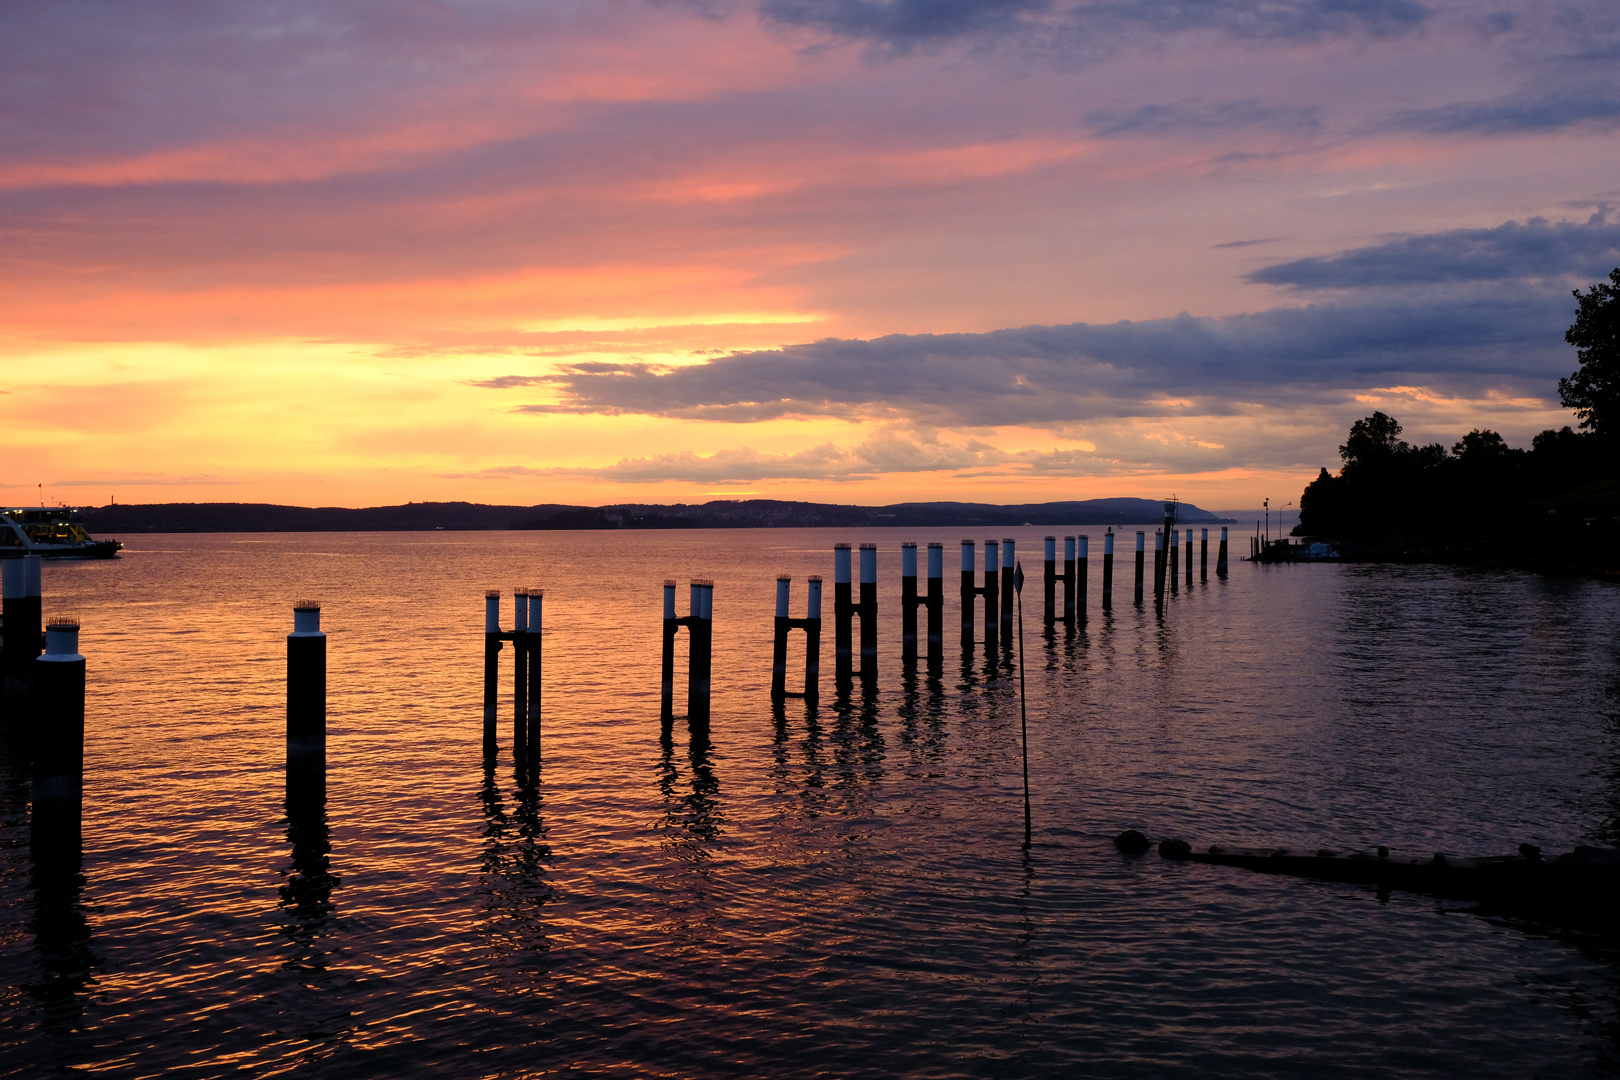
[772,575,791,701]
[1102,529,1114,611]
[661,580,677,724]
[1217,527,1229,577]
[834,543,853,690]
[859,543,878,683]
[527,589,542,765]
[960,540,975,650]
[925,543,943,673]
[1200,528,1208,582]
[901,543,919,662]
[1133,531,1145,604]
[513,590,528,761]
[32,617,85,863]
[805,576,823,702]
[287,603,326,772]
[1076,534,1088,621]
[1042,536,1056,627]
[484,590,501,755]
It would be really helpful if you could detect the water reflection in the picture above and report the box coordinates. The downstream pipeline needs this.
[280,777,338,976]
[475,760,554,974]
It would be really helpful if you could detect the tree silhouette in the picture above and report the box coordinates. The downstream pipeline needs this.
[1561,268,1620,440]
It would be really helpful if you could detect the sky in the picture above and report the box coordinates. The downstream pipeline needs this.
[2,0,1618,511]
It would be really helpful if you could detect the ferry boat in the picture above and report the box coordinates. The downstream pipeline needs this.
[0,507,121,559]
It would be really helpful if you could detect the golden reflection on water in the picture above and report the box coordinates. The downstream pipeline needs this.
[2,531,1620,1076]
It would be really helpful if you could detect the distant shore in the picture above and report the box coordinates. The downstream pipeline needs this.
[77,497,1235,534]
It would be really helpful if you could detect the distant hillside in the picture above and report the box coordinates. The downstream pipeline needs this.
[80,498,1230,533]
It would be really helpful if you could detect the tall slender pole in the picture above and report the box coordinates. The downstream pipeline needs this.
[661,580,677,723]
[805,576,823,702]
[984,540,1000,655]
[859,543,878,682]
[1043,536,1056,627]
[1076,534,1089,620]
[960,540,975,649]
[513,590,528,760]
[1217,526,1229,577]
[834,543,853,690]
[1014,562,1031,847]
[1200,528,1208,582]
[999,538,1015,641]
[1134,531,1145,604]
[1061,535,1076,624]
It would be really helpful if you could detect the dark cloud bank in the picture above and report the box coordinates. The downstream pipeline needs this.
[484,214,1617,430]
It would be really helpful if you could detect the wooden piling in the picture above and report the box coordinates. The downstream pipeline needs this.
[925,543,943,667]
[1217,526,1229,577]
[772,575,791,701]
[513,590,528,760]
[960,541,976,649]
[1200,528,1208,581]
[1076,535,1089,620]
[661,580,677,723]
[1062,536,1076,624]
[983,540,1000,654]
[834,543,854,689]
[527,588,542,763]
[687,580,713,726]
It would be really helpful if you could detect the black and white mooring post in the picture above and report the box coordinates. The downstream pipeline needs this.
[773,574,824,701]
[1153,530,1165,604]
[32,617,85,857]
[773,575,792,699]
[1217,526,1229,577]
[2,555,43,722]
[1000,539,1015,640]
[859,543,878,682]
[484,590,502,751]
[925,543,944,663]
[526,588,542,761]
[983,540,1001,654]
[1200,528,1209,581]
[687,580,714,725]
[661,580,678,721]
[1134,531,1146,604]
[1169,529,1179,595]
[901,543,919,662]
[960,540,976,649]
[1102,528,1115,610]
[1043,537,1057,626]
[287,604,326,772]
[1062,536,1077,624]
[1076,534,1089,620]
[834,543,854,688]
[513,590,529,760]
[1185,528,1194,586]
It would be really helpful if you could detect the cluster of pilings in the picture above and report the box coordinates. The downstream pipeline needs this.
[485,589,543,767]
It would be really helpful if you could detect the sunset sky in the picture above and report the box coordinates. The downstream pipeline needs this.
[3,0,1618,510]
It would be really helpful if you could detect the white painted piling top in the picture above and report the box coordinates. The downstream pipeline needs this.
[1154,530,1164,551]
[961,540,974,572]
[514,592,528,632]
[1078,535,1089,556]
[1001,539,1015,568]
[1170,529,1178,546]
[664,580,677,619]
[901,543,917,576]
[2,555,41,599]
[1136,531,1145,550]
[292,603,324,637]
[1044,537,1056,560]
[834,544,852,582]
[1221,526,1229,539]
[1187,528,1194,541]
[927,543,942,577]
[42,617,81,662]
[1202,527,1208,538]
[807,575,823,618]
[485,591,501,633]
[528,590,543,631]
[1064,536,1075,559]
[1104,531,1115,553]
[776,575,791,617]
[860,544,876,582]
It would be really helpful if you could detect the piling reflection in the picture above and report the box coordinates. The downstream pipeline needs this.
[280,774,337,974]
[475,758,555,972]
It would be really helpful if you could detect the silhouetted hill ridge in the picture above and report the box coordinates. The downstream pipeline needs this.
[80,498,1230,533]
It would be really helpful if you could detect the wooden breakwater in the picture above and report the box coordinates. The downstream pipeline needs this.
[1116,830,1620,921]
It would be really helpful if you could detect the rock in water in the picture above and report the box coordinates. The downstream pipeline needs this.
[1113,830,1151,854]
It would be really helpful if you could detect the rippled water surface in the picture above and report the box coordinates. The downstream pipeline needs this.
[4,528,1620,1078]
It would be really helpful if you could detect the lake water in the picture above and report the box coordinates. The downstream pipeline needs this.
[4,528,1620,1078]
